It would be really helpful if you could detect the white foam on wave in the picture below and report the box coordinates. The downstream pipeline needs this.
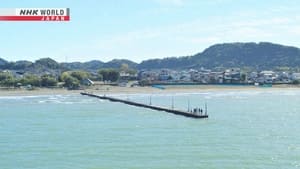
[0,93,104,106]
[0,94,79,100]
[38,94,104,105]
[0,95,47,100]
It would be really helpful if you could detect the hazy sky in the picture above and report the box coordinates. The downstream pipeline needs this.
[1,0,300,63]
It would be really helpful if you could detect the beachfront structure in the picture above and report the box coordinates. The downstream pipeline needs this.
[248,72,258,82]
[138,70,159,81]
[291,73,300,81]
[81,78,94,86]
[158,69,171,81]
[191,71,210,83]
[119,71,137,81]
[178,71,191,82]
[277,72,291,83]
[137,68,300,85]
[210,72,224,83]
[259,71,276,84]
[223,68,241,83]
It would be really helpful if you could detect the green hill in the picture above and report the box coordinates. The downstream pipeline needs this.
[1,42,300,71]
[138,42,300,70]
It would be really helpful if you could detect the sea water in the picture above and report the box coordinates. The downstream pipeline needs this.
[1,89,300,169]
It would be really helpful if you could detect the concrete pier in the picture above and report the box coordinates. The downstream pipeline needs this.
[81,92,208,119]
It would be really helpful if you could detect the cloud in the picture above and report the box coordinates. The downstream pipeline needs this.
[81,15,296,61]
[62,3,300,62]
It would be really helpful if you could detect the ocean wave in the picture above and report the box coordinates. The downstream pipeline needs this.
[0,94,100,105]
[0,95,47,100]
[34,95,103,105]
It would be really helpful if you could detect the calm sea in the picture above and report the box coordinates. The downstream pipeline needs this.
[1,89,300,169]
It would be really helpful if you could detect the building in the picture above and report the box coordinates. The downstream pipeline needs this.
[291,73,300,81]
[81,78,94,86]
[158,69,171,81]
[223,68,241,83]
[259,71,276,84]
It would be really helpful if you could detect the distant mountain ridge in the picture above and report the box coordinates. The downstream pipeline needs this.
[138,42,300,70]
[1,42,300,71]
[193,42,300,69]
[61,59,138,71]
[0,58,138,73]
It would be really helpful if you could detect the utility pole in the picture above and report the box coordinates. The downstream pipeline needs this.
[188,98,190,112]
[171,96,174,109]
[205,102,207,115]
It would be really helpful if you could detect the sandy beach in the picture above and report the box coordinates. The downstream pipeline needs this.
[1,84,300,96]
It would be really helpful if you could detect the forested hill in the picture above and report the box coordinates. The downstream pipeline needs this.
[1,42,300,71]
[0,58,138,73]
[138,42,300,70]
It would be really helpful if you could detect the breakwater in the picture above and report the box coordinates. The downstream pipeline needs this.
[80,92,208,119]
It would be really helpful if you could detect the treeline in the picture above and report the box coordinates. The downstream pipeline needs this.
[0,65,136,89]
[0,57,138,71]
[0,73,57,88]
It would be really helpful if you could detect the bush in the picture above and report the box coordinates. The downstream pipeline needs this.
[41,75,58,87]
[292,80,300,85]
[20,74,41,86]
[98,69,119,82]
[0,72,16,86]
[60,71,90,89]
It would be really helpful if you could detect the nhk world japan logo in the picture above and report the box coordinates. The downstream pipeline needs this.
[0,8,70,21]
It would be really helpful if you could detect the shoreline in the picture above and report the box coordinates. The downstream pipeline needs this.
[1,84,300,96]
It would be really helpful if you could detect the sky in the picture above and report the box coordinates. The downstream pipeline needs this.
[1,0,300,63]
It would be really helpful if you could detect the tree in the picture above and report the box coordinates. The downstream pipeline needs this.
[108,69,119,82]
[120,63,129,72]
[35,58,60,69]
[64,75,80,89]
[0,72,16,86]
[120,63,137,76]
[127,69,137,75]
[0,72,13,81]
[20,74,41,86]
[41,74,58,87]
[292,79,300,85]
[240,73,247,82]
[3,78,16,87]
[96,73,103,81]
[98,69,119,82]
[69,71,90,81]
[60,72,80,89]
[139,79,150,86]
[98,69,108,81]
[60,71,91,89]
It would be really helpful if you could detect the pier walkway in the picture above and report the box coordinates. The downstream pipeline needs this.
[81,92,208,119]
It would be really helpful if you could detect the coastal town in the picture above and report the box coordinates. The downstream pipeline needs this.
[1,65,300,89]
[136,68,300,86]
